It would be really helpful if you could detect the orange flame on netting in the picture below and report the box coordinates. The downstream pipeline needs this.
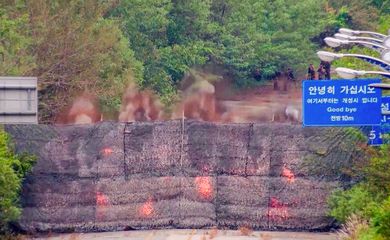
[95,191,109,220]
[96,192,109,206]
[139,197,154,217]
[268,197,289,221]
[101,147,113,156]
[195,176,213,200]
[281,166,295,183]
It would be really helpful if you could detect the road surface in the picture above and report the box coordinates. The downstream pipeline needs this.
[31,229,338,240]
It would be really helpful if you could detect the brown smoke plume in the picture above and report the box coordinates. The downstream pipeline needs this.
[118,85,163,122]
[172,69,224,121]
[56,68,303,124]
[57,94,101,124]
[172,68,302,124]
[172,80,221,121]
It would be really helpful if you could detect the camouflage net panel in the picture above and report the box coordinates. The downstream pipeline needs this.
[5,121,363,233]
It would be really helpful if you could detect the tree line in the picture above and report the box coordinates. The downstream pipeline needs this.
[0,0,389,123]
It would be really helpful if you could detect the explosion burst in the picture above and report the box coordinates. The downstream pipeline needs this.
[58,94,101,124]
[58,68,302,124]
[268,197,289,221]
[101,147,113,156]
[139,197,154,218]
[281,166,295,183]
[95,191,109,220]
[195,176,213,200]
[118,85,163,122]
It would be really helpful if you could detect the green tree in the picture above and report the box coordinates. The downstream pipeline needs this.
[0,129,35,233]
[3,0,388,121]
[167,0,212,44]
[208,0,329,86]
[110,0,212,104]
[327,0,380,30]
[0,7,35,75]
[378,14,390,35]
[109,0,174,103]
[23,0,143,122]
[328,143,390,239]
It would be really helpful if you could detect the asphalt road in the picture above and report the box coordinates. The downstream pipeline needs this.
[32,229,338,240]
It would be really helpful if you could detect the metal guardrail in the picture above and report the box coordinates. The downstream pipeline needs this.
[0,112,37,116]
[0,77,38,124]
[0,85,36,90]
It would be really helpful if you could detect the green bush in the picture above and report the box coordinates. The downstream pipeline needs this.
[329,184,379,223]
[364,144,390,198]
[372,196,390,238]
[329,143,390,239]
[329,185,390,239]
[0,129,35,233]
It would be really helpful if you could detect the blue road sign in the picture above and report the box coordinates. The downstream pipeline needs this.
[368,96,390,145]
[382,96,390,124]
[303,79,382,127]
[369,126,383,146]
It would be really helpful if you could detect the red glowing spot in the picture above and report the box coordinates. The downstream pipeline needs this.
[282,166,295,183]
[268,197,289,221]
[96,192,109,206]
[270,197,283,208]
[162,176,172,184]
[102,148,113,156]
[95,191,109,221]
[195,176,213,200]
[139,197,154,217]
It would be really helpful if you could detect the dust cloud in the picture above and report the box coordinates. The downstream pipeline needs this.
[118,84,164,122]
[172,68,302,124]
[57,94,101,124]
[171,74,221,122]
[58,68,302,125]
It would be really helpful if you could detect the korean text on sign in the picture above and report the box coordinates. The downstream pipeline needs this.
[303,79,382,127]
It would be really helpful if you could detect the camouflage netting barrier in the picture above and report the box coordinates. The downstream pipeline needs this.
[5,121,363,233]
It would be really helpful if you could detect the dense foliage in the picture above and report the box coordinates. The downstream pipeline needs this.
[0,129,35,233]
[328,142,390,239]
[110,0,329,91]
[1,0,143,123]
[0,7,34,75]
[0,0,389,122]
[28,0,143,121]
